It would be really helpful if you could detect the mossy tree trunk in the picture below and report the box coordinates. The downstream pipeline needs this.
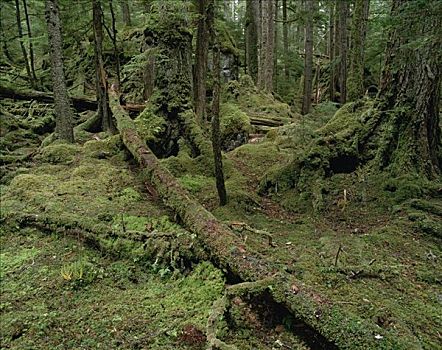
[328,2,336,101]
[211,23,227,206]
[258,0,274,93]
[282,0,289,79]
[245,0,259,83]
[45,0,74,143]
[337,0,348,105]
[374,0,441,177]
[120,0,131,26]
[348,0,370,101]
[142,3,210,158]
[194,0,210,123]
[301,0,314,115]
[22,0,37,86]
[108,0,121,87]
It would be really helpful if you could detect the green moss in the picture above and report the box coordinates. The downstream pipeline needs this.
[224,76,293,122]
[0,227,225,349]
[220,103,251,143]
[178,174,214,195]
[37,143,81,164]
[134,106,166,143]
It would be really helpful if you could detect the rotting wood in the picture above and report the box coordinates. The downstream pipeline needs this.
[108,89,417,350]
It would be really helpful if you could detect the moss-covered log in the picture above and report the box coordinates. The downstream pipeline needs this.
[0,85,97,112]
[109,90,416,349]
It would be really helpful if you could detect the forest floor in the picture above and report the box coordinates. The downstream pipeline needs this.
[1,98,441,349]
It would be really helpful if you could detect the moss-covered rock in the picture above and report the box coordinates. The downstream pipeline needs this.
[220,103,251,151]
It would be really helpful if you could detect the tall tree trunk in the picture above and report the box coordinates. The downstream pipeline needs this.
[14,0,34,88]
[273,0,278,91]
[301,0,314,115]
[329,1,336,101]
[258,0,274,92]
[212,43,227,206]
[0,11,13,62]
[22,0,37,84]
[45,0,74,143]
[374,0,441,177]
[120,0,131,26]
[337,0,348,104]
[282,0,289,79]
[109,0,121,87]
[194,0,209,123]
[209,0,227,205]
[330,0,339,102]
[92,0,114,132]
[348,0,370,100]
[245,0,259,83]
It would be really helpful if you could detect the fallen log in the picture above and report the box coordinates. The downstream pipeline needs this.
[0,85,97,112]
[108,90,417,350]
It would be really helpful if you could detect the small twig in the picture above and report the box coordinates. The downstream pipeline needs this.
[334,244,342,267]
[121,213,126,233]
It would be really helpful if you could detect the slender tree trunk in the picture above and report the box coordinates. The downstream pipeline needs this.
[282,0,289,79]
[337,0,348,104]
[45,0,74,143]
[194,0,209,123]
[22,0,37,84]
[120,0,131,26]
[245,0,259,83]
[328,1,335,101]
[14,0,34,88]
[301,0,314,115]
[0,12,13,62]
[92,0,114,132]
[209,0,227,205]
[348,0,370,100]
[109,0,121,87]
[273,0,278,91]
[212,44,227,206]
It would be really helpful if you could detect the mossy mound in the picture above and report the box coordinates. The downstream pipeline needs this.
[224,75,295,122]
[36,143,81,164]
[220,103,251,151]
[1,136,171,233]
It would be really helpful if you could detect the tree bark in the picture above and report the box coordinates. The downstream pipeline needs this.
[375,0,441,177]
[120,0,131,26]
[14,0,34,88]
[337,0,348,104]
[328,1,335,101]
[194,0,209,123]
[258,0,274,92]
[212,42,227,206]
[301,0,314,115]
[348,0,370,101]
[273,0,278,91]
[245,0,259,83]
[22,0,37,85]
[45,0,74,143]
[282,0,289,79]
[92,0,114,132]
[109,0,121,87]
